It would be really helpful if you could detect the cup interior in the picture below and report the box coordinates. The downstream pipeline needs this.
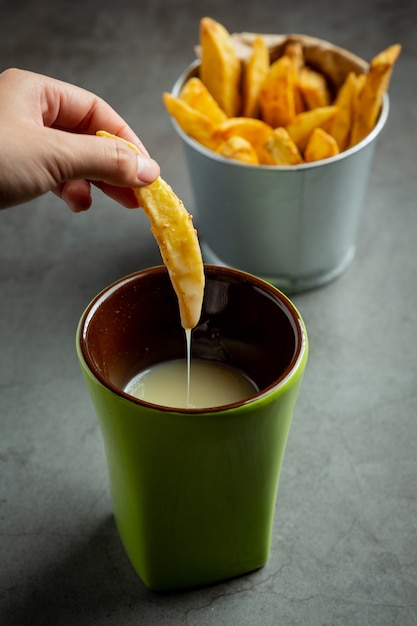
[78,265,304,409]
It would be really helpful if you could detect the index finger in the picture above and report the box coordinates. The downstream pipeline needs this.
[37,72,150,156]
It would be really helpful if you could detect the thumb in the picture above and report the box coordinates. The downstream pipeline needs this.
[52,130,160,188]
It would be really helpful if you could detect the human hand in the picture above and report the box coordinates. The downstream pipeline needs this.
[0,68,160,211]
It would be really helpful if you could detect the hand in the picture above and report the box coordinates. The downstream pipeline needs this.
[0,68,160,211]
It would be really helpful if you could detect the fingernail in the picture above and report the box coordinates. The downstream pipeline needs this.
[137,155,160,184]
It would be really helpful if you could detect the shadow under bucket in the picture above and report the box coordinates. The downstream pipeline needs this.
[170,53,389,294]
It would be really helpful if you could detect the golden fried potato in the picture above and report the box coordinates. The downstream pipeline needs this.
[179,77,227,125]
[298,66,332,109]
[304,127,340,162]
[213,117,274,164]
[354,72,367,95]
[133,180,204,330]
[162,92,218,150]
[264,127,304,165]
[216,136,260,164]
[325,71,359,151]
[286,105,338,153]
[96,131,204,330]
[294,88,307,115]
[349,43,401,146]
[259,55,298,127]
[242,35,270,118]
[200,17,241,117]
[164,21,401,167]
[284,41,306,114]
[283,41,305,71]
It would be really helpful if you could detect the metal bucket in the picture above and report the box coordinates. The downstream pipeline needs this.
[169,57,389,293]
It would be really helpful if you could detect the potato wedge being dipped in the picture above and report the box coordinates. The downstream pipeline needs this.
[96,130,205,331]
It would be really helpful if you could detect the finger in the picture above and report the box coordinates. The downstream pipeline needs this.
[54,180,92,212]
[49,129,160,188]
[40,73,151,156]
[54,180,141,211]
[92,182,140,208]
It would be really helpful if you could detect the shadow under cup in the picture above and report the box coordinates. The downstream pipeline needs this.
[76,265,308,591]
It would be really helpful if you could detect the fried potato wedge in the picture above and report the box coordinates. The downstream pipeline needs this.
[298,66,332,109]
[200,17,241,117]
[164,23,401,167]
[284,41,306,114]
[216,135,260,164]
[349,43,401,146]
[162,92,218,150]
[283,41,305,71]
[259,55,298,128]
[325,71,359,151]
[133,181,205,330]
[286,105,338,153]
[264,127,304,165]
[179,77,227,125]
[354,72,367,97]
[213,117,275,164]
[96,131,204,330]
[242,35,270,118]
[304,127,340,162]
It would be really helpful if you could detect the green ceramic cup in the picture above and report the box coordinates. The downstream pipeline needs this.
[76,265,308,591]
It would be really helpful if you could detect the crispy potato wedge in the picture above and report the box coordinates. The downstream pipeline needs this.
[259,55,298,127]
[166,22,401,167]
[304,127,340,162]
[283,41,305,71]
[96,131,204,330]
[324,71,359,151]
[162,92,218,150]
[284,41,306,114]
[286,105,338,153]
[354,72,367,94]
[298,66,332,109]
[213,117,275,164]
[200,17,241,117]
[294,88,307,115]
[264,127,304,165]
[216,136,260,164]
[242,35,270,118]
[179,77,228,125]
[134,180,204,330]
[349,43,401,146]
[348,73,366,145]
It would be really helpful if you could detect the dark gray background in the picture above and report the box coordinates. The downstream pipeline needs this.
[1,1,416,624]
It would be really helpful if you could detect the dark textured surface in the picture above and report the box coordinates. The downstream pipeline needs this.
[1,1,416,624]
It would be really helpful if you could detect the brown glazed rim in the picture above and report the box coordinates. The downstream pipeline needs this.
[78,265,307,414]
